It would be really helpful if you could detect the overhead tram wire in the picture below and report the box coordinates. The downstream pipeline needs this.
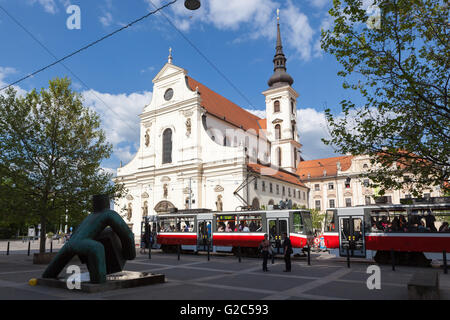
[0,4,137,134]
[0,0,178,92]
[147,0,257,110]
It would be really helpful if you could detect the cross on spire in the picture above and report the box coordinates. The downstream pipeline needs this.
[168,47,173,64]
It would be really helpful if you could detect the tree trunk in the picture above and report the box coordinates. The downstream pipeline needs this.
[39,216,46,253]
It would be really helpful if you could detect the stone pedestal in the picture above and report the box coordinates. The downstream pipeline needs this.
[37,271,165,293]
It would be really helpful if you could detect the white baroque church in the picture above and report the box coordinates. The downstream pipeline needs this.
[115,18,310,236]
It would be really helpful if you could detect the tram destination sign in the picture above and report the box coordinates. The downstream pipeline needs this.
[218,215,236,220]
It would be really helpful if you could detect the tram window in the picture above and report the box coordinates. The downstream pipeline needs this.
[238,214,262,232]
[178,216,195,232]
[216,215,237,232]
[158,216,195,232]
[325,210,337,232]
[293,211,304,233]
[159,217,177,232]
[368,210,409,233]
[435,211,450,232]
[301,211,313,235]
[368,208,450,233]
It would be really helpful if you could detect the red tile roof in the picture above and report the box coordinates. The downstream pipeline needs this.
[186,76,306,188]
[296,155,353,179]
[186,76,264,132]
[248,163,306,187]
[258,119,267,130]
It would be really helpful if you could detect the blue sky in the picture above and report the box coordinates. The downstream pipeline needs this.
[0,0,370,174]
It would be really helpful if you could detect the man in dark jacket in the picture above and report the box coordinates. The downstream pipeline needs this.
[282,232,292,272]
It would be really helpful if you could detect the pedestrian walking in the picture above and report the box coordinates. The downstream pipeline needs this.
[282,232,292,272]
[259,234,271,272]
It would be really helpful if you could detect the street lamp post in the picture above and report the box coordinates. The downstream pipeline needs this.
[184,0,201,10]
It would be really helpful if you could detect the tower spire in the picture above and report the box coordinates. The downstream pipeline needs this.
[276,9,282,53]
[268,9,294,88]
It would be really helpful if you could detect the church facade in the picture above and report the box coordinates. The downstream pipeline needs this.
[115,18,309,237]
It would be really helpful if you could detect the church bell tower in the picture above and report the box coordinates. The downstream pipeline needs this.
[263,9,301,174]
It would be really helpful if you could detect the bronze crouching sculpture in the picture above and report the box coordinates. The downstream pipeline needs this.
[42,195,136,284]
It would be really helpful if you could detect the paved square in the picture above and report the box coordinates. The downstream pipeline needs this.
[0,251,449,300]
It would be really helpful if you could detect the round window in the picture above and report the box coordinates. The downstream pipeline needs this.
[164,88,174,101]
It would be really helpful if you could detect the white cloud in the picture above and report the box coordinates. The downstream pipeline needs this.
[0,65,151,165]
[145,0,318,61]
[58,0,72,8]
[207,0,275,31]
[0,67,17,79]
[101,167,117,177]
[99,12,113,27]
[246,109,266,119]
[81,89,152,149]
[0,67,27,96]
[28,0,58,14]
[114,145,137,164]
[282,1,315,61]
[0,68,155,181]
[246,107,340,160]
[140,66,156,74]
[98,0,116,27]
[297,107,336,160]
[308,0,330,9]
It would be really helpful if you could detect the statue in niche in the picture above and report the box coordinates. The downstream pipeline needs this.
[215,195,223,211]
[144,130,150,147]
[142,201,148,217]
[185,118,191,136]
[163,184,168,198]
[127,203,133,221]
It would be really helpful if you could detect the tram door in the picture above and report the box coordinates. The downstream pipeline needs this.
[268,218,288,254]
[197,220,212,251]
[339,216,365,257]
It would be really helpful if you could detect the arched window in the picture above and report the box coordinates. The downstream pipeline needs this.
[291,99,295,114]
[275,124,281,140]
[223,136,228,146]
[277,147,282,167]
[268,199,274,205]
[292,124,296,139]
[274,100,280,113]
[251,198,260,210]
[162,128,172,164]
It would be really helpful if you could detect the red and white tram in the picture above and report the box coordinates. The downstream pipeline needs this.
[155,208,314,256]
[322,198,450,265]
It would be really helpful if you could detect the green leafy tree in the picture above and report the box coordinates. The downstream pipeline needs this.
[321,0,449,196]
[0,78,124,252]
[310,209,325,231]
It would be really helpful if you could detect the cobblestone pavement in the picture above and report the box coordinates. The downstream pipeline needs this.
[0,250,448,300]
